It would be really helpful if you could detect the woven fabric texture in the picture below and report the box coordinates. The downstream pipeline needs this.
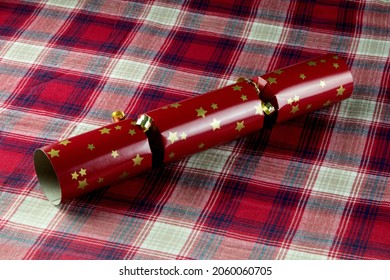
[0,0,389,259]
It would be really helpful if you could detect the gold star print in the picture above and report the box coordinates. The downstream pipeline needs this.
[180,132,187,140]
[333,63,340,69]
[129,129,136,136]
[320,80,326,88]
[79,168,87,176]
[306,104,312,110]
[111,150,119,158]
[71,171,79,180]
[162,106,169,110]
[99,127,111,135]
[98,177,104,183]
[47,149,60,158]
[170,103,181,108]
[168,152,175,159]
[167,131,179,144]
[333,55,339,60]
[115,125,122,130]
[132,154,143,166]
[232,85,242,91]
[291,105,300,114]
[337,85,345,96]
[323,100,332,107]
[211,103,218,110]
[266,77,277,85]
[293,95,300,102]
[119,171,129,179]
[196,107,207,118]
[87,144,95,151]
[59,139,71,146]
[198,143,205,149]
[78,179,88,190]
[274,69,284,75]
[240,95,248,101]
[131,121,137,125]
[210,118,221,131]
[299,73,306,80]
[235,121,245,132]
[320,59,326,63]
[254,103,263,115]
[307,61,317,66]
[287,97,294,105]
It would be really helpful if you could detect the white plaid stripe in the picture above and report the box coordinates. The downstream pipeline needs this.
[146,5,181,26]
[9,197,59,229]
[45,0,79,9]
[3,42,45,64]
[312,167,357,197]
[248,22,284,44]
[140,222,192,255]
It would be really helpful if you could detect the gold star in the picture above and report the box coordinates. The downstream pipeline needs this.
[307,61,317,66]
[323,100,332,107]
[232,85,242,91]
[293,95,300,102]
[254,103,263,115]
[115,125,122,130]
[306,104,312,110]
[299,73,306,80]
[287,97,294,105]
[119,171,129,179]
[333,63,340,69]
[128,129,136,136]
[111,150,119,158]
[180,132,187,140]
[240,95,248,101]
[59,139,71,146]
[320,59,326,63]
[168,152,175,159]
[320,80,326,88]
[132,154,143,166]
[291,104,300,114]
[211,103,218,110]
[333,55,339,60]
[71,171,79,180]
[97,177,104,183]
[336,85,345,96]
[170,103,181,108]
[195,107,207,118]
[87,144,95,151]
[167,131,179,144]
[79,168,87,176]
[266,77,277,85]
[162,106,169,110]
[78,179,88,190]
[47,149,60,158]
[198,143,205,149]
[99,127,111,135]
[274,69,284,75]
[235,121,245,132]
[210,118,221,131]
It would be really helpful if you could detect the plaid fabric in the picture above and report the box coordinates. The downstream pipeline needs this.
[0,0,389,260]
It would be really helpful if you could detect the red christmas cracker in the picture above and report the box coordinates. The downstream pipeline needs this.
[34,118,152,205]
[139,79,265,164]
[257,54,353,124]
[34,54,353,204]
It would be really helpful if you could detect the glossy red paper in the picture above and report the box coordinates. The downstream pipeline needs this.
[257,54,353,123]
[34,118,152,205]
[144,80,265,164]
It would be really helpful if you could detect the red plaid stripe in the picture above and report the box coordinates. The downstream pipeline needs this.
[0,0,389,260]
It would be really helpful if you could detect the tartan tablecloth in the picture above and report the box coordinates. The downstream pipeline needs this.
[0,0,389,260]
